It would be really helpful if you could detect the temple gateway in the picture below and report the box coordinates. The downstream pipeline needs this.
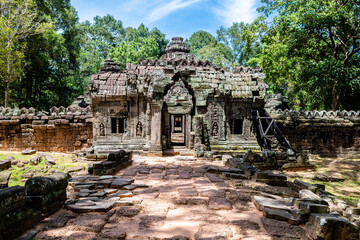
[89,37,267,157]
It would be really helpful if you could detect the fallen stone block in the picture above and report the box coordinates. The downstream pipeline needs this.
[67,165,86,174]
[25,173,69,215]
[299,201,329,214]
[43,154,56,165]
[0,159,11,171]
[306,213,359,240]
[263,207,298,225]
[293,179,319,193]
[299,189,321,200]
[292,198,329,208]
[111,180,132,189]
[254,171,287,186]
[21,150,36,155]
[66,200,114,213]
[0,206,42,240]
[74,184,95,191]
[252,195,291,212]
[222,172,248,179]
[25,173,69,196]
[0,186,26,215]
[0,172,12,189]
[29,155,42,165]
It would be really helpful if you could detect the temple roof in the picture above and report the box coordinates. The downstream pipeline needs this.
[89,37,266,102]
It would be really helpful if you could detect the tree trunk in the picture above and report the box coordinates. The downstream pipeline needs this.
[332,81,339,111]
[4,81,9,108]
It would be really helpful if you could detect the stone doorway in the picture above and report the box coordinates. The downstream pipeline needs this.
[170,114,185,146]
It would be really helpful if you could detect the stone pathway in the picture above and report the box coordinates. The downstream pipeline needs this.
[30,155,274,240]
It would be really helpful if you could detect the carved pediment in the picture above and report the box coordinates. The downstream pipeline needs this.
[164,79,193,114]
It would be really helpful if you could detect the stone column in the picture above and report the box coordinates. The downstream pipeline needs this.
[148,102,163,156]
[146,102,151,145]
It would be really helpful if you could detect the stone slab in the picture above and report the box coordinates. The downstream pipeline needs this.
[252,195,291,212]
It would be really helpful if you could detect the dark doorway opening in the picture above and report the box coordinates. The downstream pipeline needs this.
[170,114,185,145]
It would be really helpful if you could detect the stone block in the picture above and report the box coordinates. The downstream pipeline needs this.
[29,155,42,165]
[0,206,42,240]
[293,179,319,193]
[26,189,67,215]
[306,213,359,240]
[222,172,248,179]
[299,201,329,214]
[263,207,298,225]
[25,173,69,196]
[254,171,287,186]
[0,160,11,170]
[252,195,291,212]
[0,186,26,215]
[0,172,12,189]
[21,149,36,155]
[299,189,321,200]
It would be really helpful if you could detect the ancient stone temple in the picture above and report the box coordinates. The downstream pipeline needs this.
[89,37,266,156]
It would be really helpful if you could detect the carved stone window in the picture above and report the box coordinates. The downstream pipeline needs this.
[230,119,243,135]
[111,118,126,134]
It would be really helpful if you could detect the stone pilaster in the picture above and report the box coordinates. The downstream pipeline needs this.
[148,102,163,157]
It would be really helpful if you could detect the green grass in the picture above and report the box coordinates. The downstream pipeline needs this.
[0,151,87,187]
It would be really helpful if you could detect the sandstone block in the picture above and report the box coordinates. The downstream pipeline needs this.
[0,186,26,215]
[306,213,359,240]
[0,172,12,189]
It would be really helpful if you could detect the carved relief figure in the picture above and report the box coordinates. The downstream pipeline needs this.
[99,123,105,136]
[136,121,143,136]
[211,122,219,136]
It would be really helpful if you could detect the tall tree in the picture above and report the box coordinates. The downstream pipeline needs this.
[259,0,360,110]
[185,31,218,54]
[109,37,160,67]
[15,0,84,110]
[186,31,232,67]
[216,20,264,67]
[0,0,51,107]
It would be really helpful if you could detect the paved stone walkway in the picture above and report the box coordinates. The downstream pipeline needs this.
[32,155,273,240]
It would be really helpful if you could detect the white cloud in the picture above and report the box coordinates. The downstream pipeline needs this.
[214,0,257,26]
[146,0,203,23]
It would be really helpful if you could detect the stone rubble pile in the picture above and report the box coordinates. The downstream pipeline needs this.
[88,150,132,176]
[208,157,360,239]
[66,174,147,213]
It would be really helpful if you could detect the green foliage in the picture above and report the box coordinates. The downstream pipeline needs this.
[109,38,160,67]
[0,0,52,107]
[258,0,360,110]
[185,30,217,54]
[0,152,87,187]
[216,19,265,67]
[79,20,168,76]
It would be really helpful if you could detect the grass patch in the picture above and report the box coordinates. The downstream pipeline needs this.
[0,151,87,187]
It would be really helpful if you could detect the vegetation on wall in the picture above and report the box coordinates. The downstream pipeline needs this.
[0,0,359,110]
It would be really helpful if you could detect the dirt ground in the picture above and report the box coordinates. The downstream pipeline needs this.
[31,155,275,240]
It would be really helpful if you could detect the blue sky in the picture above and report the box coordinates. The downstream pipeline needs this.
[71,0,262,39]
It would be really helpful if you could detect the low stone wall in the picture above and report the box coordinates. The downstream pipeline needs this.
[269,109,360,157]
[0,106,93,152]
[0,173,69,240]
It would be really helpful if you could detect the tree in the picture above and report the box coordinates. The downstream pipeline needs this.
[13,0,85,110]
[109,37,160,67]
[185,31,218,54]
[0,0,51,107]
[216,20,265,67]
[259,0,360,110]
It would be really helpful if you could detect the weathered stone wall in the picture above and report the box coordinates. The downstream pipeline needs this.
[0,106,93,152]
[270,109,360,157]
